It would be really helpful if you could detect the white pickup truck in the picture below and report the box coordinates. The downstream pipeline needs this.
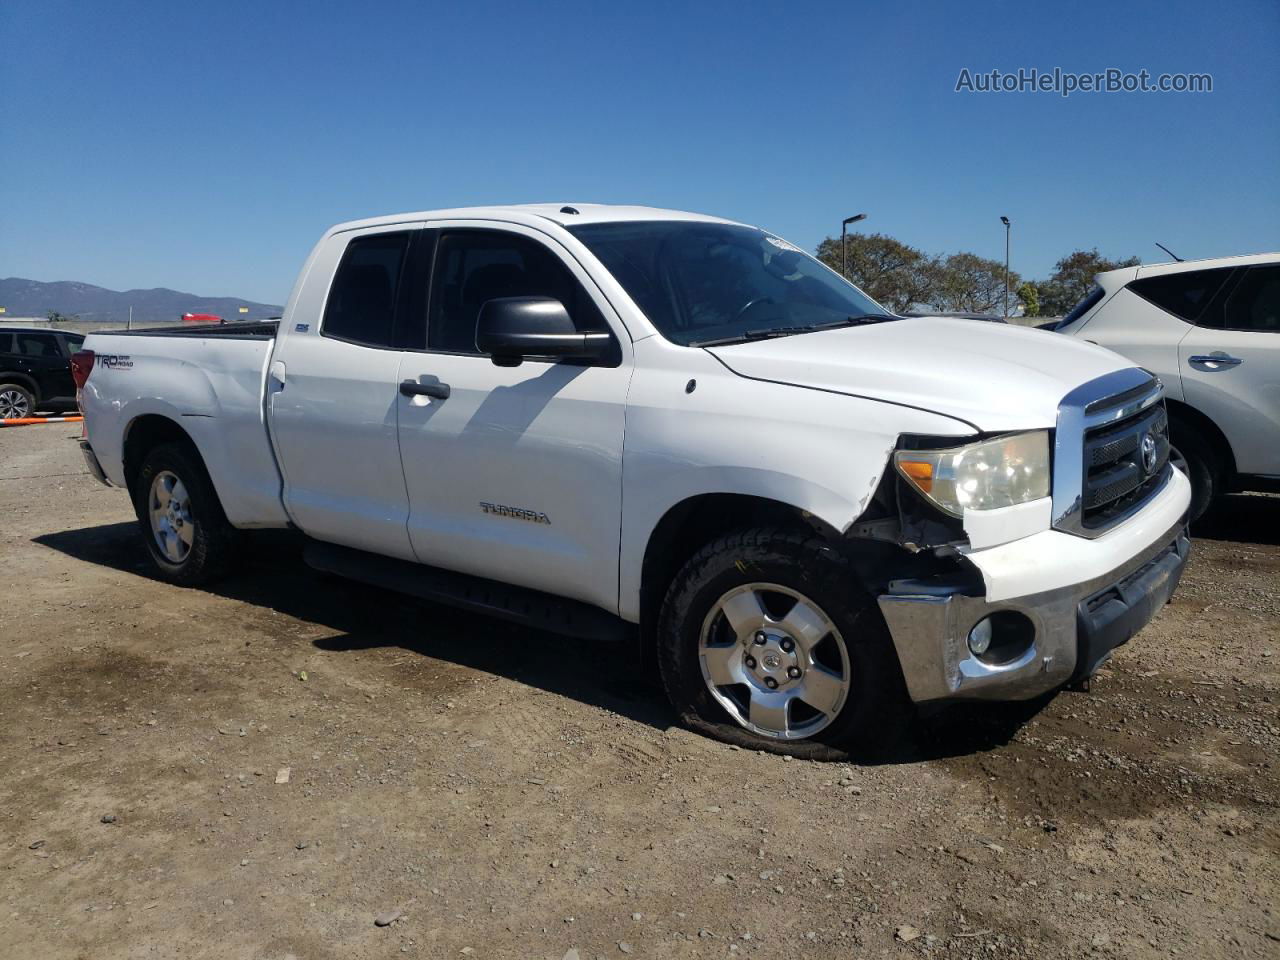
[76,204,1192,758]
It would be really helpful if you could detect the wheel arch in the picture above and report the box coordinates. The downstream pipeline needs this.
[1165,398,1236,483]
[637,493,842,653]
[0,371,41,402]
[122,414,202,495]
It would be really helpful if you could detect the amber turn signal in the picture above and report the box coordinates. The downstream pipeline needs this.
[897,459,934,493]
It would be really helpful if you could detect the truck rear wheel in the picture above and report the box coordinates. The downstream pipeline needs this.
[131,442,237,585]
[655,528,910,761]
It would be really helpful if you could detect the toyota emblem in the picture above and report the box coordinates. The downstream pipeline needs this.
[1140,432,1158,475]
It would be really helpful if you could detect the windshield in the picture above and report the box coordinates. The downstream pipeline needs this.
[567,221,894,346]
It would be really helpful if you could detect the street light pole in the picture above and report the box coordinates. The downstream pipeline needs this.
[842,213,867,280]
[1000,216,1011,319]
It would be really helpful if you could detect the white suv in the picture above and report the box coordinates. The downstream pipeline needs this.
[1057,253,1280,518]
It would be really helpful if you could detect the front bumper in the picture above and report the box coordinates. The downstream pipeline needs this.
[878,516,1189,703]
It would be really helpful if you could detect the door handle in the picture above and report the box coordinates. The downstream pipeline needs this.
[268,360,287,392]
[1189,354,1243,369]
[400,379,451,400]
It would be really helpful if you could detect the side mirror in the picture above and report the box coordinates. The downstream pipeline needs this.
[476,297,611,367]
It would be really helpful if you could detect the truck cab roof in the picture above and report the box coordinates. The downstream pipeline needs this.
[324,203,743,236]
[0,326,83,336]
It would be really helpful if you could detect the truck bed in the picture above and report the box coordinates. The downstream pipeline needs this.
[81,324,289,529]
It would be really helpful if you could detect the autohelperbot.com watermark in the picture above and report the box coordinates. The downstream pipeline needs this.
[955,67,1212,97]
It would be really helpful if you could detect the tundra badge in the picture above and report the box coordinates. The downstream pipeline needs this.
[480,501,551,525]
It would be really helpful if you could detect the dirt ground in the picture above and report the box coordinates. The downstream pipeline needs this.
[1,425,1276,960]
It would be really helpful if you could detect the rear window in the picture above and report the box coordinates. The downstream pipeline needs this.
[16,333,61,357]
[1128,267,1234,323]
[1060,285,1105,328]
[1220,264,1280,332]
[322,232,411,348]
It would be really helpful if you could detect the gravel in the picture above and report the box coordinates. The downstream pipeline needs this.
[0,427,1275,960]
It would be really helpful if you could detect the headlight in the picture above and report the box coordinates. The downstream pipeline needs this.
[894,431,1050,517]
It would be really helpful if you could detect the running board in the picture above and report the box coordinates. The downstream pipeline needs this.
[302,539,629,642]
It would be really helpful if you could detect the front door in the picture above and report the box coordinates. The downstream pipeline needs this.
[1178,264,1280,476]
[395,223,632,614]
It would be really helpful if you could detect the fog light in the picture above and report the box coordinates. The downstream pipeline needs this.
[968,618,994,656]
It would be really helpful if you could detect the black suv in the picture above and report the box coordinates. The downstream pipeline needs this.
[0,327,86,418]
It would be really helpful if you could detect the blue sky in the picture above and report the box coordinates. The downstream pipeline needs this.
[2,0,1277,305]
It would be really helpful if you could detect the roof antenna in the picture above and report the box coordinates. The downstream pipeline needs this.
[559,205,580,215]
[1155,242,1183,262]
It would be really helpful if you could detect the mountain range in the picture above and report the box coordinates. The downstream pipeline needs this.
[0,277,282,325]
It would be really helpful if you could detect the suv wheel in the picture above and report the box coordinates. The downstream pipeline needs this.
[0,383,35,419]
[656,528,910,760]
[131,442,237,585]
[1168,428,1220,522]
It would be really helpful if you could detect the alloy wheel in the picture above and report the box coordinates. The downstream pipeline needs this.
[698,583,851,740]
[0,389,30,419]
[149,470,194,564]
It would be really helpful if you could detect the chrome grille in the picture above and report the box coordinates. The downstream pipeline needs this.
[1087,408,1166,467]
[1052,368,1169,539]
[1081,404,1169,527]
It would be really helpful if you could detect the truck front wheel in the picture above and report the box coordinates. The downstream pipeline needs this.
[655,528,909,760]
[131,442,236,585]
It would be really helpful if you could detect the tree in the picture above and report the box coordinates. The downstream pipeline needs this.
[931,252,1021,315]
[1039,249,1140,315]
[815,233,942,314]
[1017,281,1041,317]
[813,235,1138,318]
[46,310,80,323]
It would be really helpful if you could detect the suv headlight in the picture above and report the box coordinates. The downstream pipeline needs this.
[894,431,1050,517]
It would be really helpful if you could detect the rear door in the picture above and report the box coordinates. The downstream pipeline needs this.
[56,334,85,398]
[13,331,72,404]
[1178,264,1280,476]
[394,221,631,613]
[1087,267,1236,404]
[0,333,30,415]
[267,225,423,559]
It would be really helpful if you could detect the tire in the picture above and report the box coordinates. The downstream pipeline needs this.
[0,382,35,419]
[1168,427,1220,523]
[131,441,237,585]
[655,527,911,761]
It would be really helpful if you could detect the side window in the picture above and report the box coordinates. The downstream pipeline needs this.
[427,231,606,355]
[322,232,411,348]
[0,333,13,354]
[17,333,60,358]
[63,335,85,355]
[1221,265,1280,332]
[1128,268,1234,324]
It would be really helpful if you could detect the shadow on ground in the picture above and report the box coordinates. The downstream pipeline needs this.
[33,521,669,728]
[31,519,1150,765]
[1191,492,1280,546]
